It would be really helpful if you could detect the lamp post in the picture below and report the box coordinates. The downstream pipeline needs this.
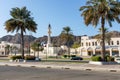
[37,43,40,58]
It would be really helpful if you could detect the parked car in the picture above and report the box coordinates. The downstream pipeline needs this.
[71,57,83,60]
[35,57,42,61]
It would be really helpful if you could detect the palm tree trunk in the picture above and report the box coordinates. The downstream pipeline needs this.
[67,39,70,58]
[101,17,105,61]
[68,47,70,58]
[21,30,24,59]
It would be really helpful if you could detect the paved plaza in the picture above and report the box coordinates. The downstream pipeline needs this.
[0,61,120,72]
[0,65,120,80]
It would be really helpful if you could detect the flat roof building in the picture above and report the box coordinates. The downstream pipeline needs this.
[0,41,20,55]
[78,36,120,57]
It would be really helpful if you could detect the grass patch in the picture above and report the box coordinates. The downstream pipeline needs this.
[83,58,91,61]
[0,59,9,62]
[41,59,88,64]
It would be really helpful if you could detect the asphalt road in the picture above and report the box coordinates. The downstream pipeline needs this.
[0,65,120,80]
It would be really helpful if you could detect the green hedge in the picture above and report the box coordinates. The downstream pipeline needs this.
[71,55,76,57]
[63,55,67,58]
[91,56,102,61]
[10,55,22,60]
[25,55,35,60]
[91,55,115,62]
[105,55,114,62]
[63,55,76,58]
[48,56,57,58]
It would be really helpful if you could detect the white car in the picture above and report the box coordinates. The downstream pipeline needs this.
[115,57,120,63]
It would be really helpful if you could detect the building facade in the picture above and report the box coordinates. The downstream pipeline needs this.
[0,41,20,55]
[78,36,120,57]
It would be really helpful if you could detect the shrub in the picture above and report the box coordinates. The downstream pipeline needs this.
[68,55,71,58]
[110,57,114,61]
[71,55,76,58]
[48,56,56,58]
[91,56,102,61]
[63,55,67,58]
[105,55,114,62]
[25,55,35,60]
[10,55,22,60]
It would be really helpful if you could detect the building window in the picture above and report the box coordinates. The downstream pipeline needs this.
[89,42,91,46]
[86,42,88,46]
[117,41,119,45]
[92,42,94,46]
[2,46,4,48]
[81,43,83,46]
[111,41,114,45]
[95,42,97,46]
[108,42,110,45]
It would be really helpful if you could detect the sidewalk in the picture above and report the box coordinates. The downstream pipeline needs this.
[0,61,120,72]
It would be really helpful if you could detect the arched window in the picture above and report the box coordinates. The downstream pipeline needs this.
[81,43,84,46]
[2,45,4,48]
[92,42,94,46]
[95,42,97,46]
[89,42,91,46]
[108,42,110,45]
[117,41,119,45]
[111,41,114,45]
[86,42,88,46]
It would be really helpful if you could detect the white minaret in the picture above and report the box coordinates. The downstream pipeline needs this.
[46,24,52,57]
[47,24,51,46]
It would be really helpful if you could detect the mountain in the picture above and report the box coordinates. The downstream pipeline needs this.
[108,31,120,37]
[0,31,120,46]
[0,33,81,47]
[93,31,120,39]
[34,35,81,47]
[0,33,36,44]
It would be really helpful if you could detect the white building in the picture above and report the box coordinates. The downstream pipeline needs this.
[0,41,20,55]
[78,36,120,57]
[30,24,62,58]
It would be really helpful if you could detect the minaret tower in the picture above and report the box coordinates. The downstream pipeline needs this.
[47,24,51,46]
[46,24,52,57]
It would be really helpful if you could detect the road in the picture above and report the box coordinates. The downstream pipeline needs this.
[0,65,120,80]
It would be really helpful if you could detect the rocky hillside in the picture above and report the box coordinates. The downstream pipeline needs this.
[0,33,81,47]
[0,31,120,46]
[93,31,120,39]
[34,35,81,47]
[108,31,120,37]
[0,33,36,44]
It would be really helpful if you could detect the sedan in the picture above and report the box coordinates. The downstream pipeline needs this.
[71,57,83,60]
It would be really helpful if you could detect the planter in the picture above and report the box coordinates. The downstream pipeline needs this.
[9,59,24,62]
[9,59,14,62]
[89,61,118,65]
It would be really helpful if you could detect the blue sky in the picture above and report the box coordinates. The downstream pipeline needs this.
[0,0,120,38]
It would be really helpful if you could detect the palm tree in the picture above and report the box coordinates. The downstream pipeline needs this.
[31,42,44,57]
[72,42,80,54]
[5,7,37,59]
[12,46,18,56]
[30,42,37,56]
[60,26,73,58]
[95,28,111,44]
[80,0,120,61]
[5,45,10,55]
